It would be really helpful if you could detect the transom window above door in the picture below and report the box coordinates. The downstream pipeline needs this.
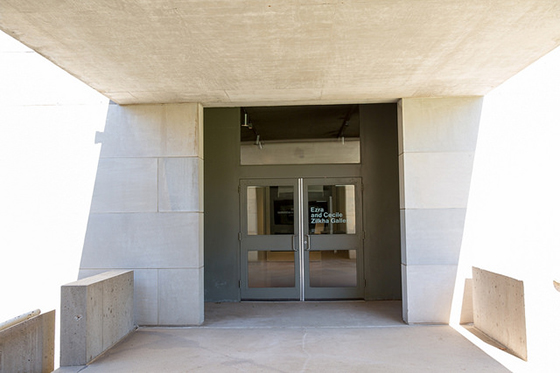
[240,105,361,165]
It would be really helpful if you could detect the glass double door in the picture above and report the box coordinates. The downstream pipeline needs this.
[240,178,364,300]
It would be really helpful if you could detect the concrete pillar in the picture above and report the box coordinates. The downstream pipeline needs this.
[79,103,204,325]
[399,97,482,323]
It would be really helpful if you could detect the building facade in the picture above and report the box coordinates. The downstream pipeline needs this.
[2,2,560,370]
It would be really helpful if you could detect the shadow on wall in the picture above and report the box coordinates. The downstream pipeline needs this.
[78,102,205,327]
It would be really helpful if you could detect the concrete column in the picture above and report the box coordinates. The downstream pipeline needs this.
[80,103,204,326]
[399,97,482,323]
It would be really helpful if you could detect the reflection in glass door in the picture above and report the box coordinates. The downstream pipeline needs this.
[304,179,363,300]
[240,178,363,300]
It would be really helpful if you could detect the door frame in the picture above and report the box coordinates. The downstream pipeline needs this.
[239,178,301,300]
[239,177,364,301]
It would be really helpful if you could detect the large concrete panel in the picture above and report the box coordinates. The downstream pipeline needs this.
[472,267,527,360]
[2,3,560,106]
[399,97,482,324]
[158,157,203,212]
[80,102,205,326]
[400,97,482,153]
[60,270,134,366]
[402,264,458,324]
[401,208,467,265]
[158,268,204,325]
[0,310,55,373]
[81,212,203,268]
[130,269,158,326]
[401,152,475,209]
[91,158,157,213]
[99,103,203,158]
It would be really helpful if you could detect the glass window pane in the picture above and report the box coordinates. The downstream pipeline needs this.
[248,251,295,288]
[241,140,360,165]
[308,185,356,235]
[240,105,360,165]
[247,186,294,235]
[309,250,357,287]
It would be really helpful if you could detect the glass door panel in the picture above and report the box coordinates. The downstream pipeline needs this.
[240,179,300,300]
[309,249,357,287]
[248,250,296,288]
[304,178,363,299]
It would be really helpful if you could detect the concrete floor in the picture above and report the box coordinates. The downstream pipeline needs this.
[56,301,509,372]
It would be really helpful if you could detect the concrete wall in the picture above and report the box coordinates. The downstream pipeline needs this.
[472,267,527,360]
[0,310,55,373]
[60,270,134,366]
[451,45,560,372]
[399,97,482,323]
[79,103,204,326]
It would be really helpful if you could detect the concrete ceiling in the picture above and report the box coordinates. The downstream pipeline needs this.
[1,1,560,106]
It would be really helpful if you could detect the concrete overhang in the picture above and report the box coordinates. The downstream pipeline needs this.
[1,1,560,106]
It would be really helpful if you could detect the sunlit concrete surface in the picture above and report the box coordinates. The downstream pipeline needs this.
[55,302,508,373]
[2,1,559,105]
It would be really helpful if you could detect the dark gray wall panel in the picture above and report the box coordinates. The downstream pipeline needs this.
[204,108,241,301]
[204,105,401,301]
[360,104,402,300]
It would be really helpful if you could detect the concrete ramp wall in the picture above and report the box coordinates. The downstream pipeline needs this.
[472,267,527,360]
[0,310,55,373]
[61,270,134,366]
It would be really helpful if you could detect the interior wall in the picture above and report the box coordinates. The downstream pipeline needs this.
[204,104,402,302]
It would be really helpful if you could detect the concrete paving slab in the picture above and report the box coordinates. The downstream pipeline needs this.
[56,302,509,372]
[203,301,403,328]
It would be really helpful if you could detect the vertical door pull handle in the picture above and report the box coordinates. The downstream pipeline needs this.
[292,235,298,251]
[305,234,311,251]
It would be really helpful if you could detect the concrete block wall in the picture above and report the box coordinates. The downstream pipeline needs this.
[61,270,134,366]
[472,267,527,360]
[79,103,204,326]
[399,97,482,323]
[0,310,55,373]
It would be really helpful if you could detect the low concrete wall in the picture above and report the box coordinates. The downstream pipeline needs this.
[0,310,55,373]
[472,267,527,360]
[61,270,134,366]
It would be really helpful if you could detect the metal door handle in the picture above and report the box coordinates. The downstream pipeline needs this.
[305,234,311,251]
[292,235,298,251]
